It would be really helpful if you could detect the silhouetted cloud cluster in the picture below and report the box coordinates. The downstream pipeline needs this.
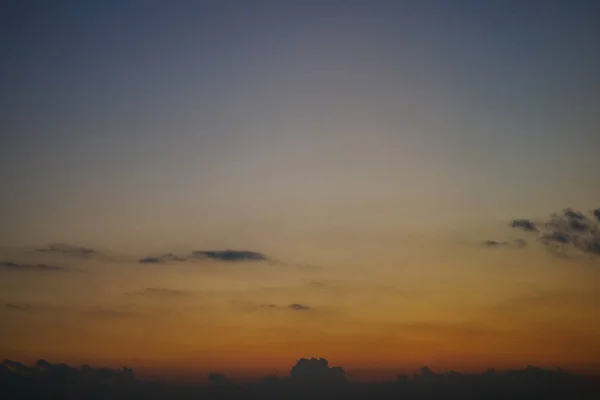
[0,261,65,272]
[139,249,269,264]
[33,243,96,257]
[485,207,600,257]
[1,359,143,399]
[536,208,600,256]
[289,358,347,384]
[2,358,598,399]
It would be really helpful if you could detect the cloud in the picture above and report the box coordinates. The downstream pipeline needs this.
[4,302,64,313]
[513,238,528,248]
[499,208,600,257]
[260,304,280,309]
[483,240,502,246]
[290,358,347,384]
[257,303,312,311]
[288,303,311,311]
[1,358,595,397]
[33,243,96,257]
[540,231,570,244]
[190,250,268,262]
[138,249,269,264]
[139,257,165,264]
[482,239,527,248]
[510,219,538,232]
[5,303,32,310]
[4,302,140,318]
[207,372,231,386]
[0,261,65,272]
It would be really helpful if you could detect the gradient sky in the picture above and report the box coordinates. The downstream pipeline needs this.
[1,0,599,383]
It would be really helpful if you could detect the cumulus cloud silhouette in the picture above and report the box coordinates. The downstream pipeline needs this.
[34,243,96,257]
[1,358,598,398]
[510,219,538,232]
[498,208,600,257]
[0,261,65,272]
[290,358,347,385]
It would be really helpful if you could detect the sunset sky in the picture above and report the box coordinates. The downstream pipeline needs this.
[1,0,599,383]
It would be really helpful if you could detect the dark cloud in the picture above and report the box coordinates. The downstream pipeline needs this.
[4,302,64,313]
[1,358,598,398]
[563,208,585,220]
[34,243,96,257]
[257,303,312,311]
[139,249,268,264]
[5,303,31,310]
[288,303,311,311]
[540,231,570,245]
[190,249,268,262]
[0,261,65,272]
[510,219,537,232]
[482,239,527,248]
[290,358,347,385]
[207,372,231,386]
[139,257,165,264]
[483,240,502,246]
[133,288,191,299]
[574,236,600,256]
[500,207,600,257]
[139,253,188,263]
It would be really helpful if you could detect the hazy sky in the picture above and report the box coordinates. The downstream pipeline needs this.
[1,0,599,382]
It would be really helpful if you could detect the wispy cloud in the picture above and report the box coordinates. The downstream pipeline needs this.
[139,249,269,264]
[0,261,66,272]
[84,308,142,318]
[288,303,311,311]
[131,287,193,298]
[482,239,527,248]
[33,243,96,257]
[190,250,268,262]
[258,303,312,311]
[4,302,141,318]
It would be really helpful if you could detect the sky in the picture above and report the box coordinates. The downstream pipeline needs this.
[0,0,599,383]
